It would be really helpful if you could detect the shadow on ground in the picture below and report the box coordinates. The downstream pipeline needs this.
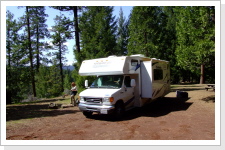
[201,95,215,103]
[170,84,214,92]
[6,102,78,121]
[170,88,206,92]
[89,97,192,122]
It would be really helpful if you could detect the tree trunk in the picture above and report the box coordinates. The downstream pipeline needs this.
[200,64,205,84]
[26,6,36,97]
[36,25,40,72]
[35,8,40,72]
[59,41,64,92]
[73,6,80,53]
[6,90,12,104]
[7,28,12,104]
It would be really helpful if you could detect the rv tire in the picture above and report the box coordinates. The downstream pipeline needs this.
[83,111,93,118]
[114,101,125,120]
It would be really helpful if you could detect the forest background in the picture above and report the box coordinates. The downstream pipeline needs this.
[5,5,215,104]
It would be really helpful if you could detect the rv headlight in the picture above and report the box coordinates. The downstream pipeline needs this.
[103,97,114,102]
[80,97,85,102]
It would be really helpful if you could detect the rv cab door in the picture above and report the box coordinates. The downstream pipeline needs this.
[121,76,135,108]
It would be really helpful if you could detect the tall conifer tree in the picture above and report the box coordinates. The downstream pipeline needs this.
[28,6,50,72]
[79,6,117,59]
[175,6,215,84]
[51,13,73,92]
[116,7,129,55]
[128,6,162,57]
[75,6,117,91]
[26,6,37,97]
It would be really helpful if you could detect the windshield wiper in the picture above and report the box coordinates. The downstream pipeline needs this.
[90,86,100,88]
[90,86,119,89]
[108,86,119,89]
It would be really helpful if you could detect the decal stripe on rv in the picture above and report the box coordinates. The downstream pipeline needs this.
[124,96,135,106]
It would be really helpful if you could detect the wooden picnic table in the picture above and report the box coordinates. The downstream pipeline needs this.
[205,84,215,91]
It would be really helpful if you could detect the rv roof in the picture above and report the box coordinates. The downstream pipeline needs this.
[79,56,127,76]
[151,58,169,62]
[108,55,117,58]
[130,54,145,57]
[79,55,168,76]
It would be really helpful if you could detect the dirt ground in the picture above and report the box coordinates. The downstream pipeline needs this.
[6,84,215,140]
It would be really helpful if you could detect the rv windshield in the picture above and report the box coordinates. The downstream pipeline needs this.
[90,75,123,89]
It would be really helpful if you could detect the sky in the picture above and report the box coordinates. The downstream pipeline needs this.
[6,6,133,66]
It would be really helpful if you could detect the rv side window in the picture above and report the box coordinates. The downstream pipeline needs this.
[131,59,138,66]
[154,69,163,80]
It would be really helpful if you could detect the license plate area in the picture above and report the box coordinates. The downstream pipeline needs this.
[100,109,108,114]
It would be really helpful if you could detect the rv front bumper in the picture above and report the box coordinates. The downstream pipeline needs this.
[78,103,115,114]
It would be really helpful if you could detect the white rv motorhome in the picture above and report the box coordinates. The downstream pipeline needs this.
[78,54,170,118]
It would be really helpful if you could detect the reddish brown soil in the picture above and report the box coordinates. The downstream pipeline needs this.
[6,84,215,140]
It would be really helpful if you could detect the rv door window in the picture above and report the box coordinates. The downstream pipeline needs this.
[90,75,123,88]
[154,69,163,80]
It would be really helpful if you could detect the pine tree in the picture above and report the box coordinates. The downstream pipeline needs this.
[26,6,37,97]
[116,7,129,55]
[12,6,49,99]
[128,6,162,57]
[50,6,82,53]
[51,13,73,92]
[160,6,179,83]
[175,6,215,84]
[36,65,50,98]
[48,59,63,97]
[75,6,117,91]
[79,6,117,59]
[28,6,50,72]
[6,10,20,103]
[6,10,35,103]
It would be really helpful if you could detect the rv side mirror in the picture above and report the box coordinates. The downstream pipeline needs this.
[85,80,88,88]
[131,79,136,87]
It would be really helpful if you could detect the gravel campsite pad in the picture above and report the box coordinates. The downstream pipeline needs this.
[6,84,215,140]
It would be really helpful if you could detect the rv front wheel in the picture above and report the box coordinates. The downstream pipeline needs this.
[114,101,125,119]
[83,111,93,118]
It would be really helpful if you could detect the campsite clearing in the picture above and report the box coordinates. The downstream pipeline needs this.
[6,84,215,140]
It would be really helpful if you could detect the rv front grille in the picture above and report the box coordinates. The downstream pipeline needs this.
[84,97,102,104]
